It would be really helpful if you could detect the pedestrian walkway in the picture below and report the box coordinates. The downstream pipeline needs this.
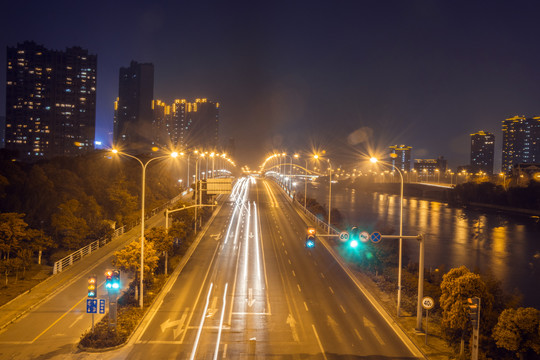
[0,210,166,331]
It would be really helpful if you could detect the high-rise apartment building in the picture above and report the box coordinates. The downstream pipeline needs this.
[114,61,154,151]
[502,116,540,174]
[151,99,172,148]
[5,41,96,160]
[470,131,495,175]
[389,145,412,172]
[170,98,219,150]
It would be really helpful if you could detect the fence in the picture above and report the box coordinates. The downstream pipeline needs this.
[52,191,188,274]
[270,176,340,236]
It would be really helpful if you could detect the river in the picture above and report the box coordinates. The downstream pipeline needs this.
[308,184,540,308]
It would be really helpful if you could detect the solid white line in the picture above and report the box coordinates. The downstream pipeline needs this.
[312,324,328,360]
[190,282,214,360]
[213,283,228,360]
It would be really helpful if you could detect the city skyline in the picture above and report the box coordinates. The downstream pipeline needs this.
[3,2,540,168]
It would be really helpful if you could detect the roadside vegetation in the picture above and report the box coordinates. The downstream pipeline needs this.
[299,191,540,360]
[79,205,213,349]
[0,149,182,306]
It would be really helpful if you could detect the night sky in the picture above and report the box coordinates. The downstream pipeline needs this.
[2,1,540,169]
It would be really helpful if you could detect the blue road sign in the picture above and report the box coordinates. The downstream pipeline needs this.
[370,231,382,243]
[86,299,97,314]
[99,299,106,314]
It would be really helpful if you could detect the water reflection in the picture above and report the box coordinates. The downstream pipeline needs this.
[312,185,540,308]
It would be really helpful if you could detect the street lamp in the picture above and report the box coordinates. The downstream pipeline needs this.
[111,149,178,308]
[370,156,404,317]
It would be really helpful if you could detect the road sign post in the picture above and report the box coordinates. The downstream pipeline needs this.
[422,296,435,344]
[86,298,98,332]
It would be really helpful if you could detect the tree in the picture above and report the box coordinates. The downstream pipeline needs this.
[112,240,159,283]
[0,213,29,260]
[493,307,540,360]
[51,199,90,249]
[25,228,56,265]
[106,176,138,226]
[439,266,493,355]
[144,227,173,274]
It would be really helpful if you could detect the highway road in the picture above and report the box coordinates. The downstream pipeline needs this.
[114,177,423,359]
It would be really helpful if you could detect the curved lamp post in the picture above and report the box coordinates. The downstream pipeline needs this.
[111,149,178,308]
[370,156,404,317]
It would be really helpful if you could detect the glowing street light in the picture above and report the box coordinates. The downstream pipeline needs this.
[371,156,405,317]
[111,148,178,308]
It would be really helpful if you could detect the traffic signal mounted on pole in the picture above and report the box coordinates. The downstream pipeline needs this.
[468,297,480,328]
[87,275,97,298]
[105,270,121,293]
[112,270,120,291]
[306,227,316,248]
[349,226,360,248]
[105,270,113,291]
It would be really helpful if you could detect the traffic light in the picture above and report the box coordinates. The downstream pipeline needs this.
[87,275,97,298]
[105,270,113,291]
[306,227,316,248]
[468,297,480,328]
[111,270,121,291]
[349,227,359,248]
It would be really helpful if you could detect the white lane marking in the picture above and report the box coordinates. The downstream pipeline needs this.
[364,317,385,345]
[297,284,301,292]
[328,286,334,294]
[68,314,84,328]
[312,324,328,360]
[320,272,325,279]
[340,305,347,314]
[304,302,309,312]
[292,270,296,277]
[354,328,363,341]
[223,343,228,358]
[189,282,214,360]
[213,283,228,360]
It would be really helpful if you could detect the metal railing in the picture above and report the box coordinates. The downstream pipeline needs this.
[52,192,188,274]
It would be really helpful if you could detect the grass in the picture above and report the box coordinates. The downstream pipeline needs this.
[0,264,52,307]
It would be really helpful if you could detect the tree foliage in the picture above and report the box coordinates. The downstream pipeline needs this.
[492,307,540,357]
[439,266,493,343]
[0,213,29,260]
[112,240,159,281]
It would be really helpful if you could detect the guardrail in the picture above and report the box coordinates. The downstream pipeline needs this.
[269,176,340,235]
[52,191,189,274]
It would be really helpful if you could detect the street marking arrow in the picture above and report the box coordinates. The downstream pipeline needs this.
[287,314,299,342]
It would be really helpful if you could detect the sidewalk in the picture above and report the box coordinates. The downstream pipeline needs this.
[0,210,165,332]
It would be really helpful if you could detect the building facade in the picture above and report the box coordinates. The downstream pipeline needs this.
[5,41,96,160]
[389,145,412,172]
[113,61,154,152]
[470,131,495,175]
[502,116,540,174]
[169,98,219,150]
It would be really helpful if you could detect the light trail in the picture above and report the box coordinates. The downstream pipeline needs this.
[253,201,262,283]
[213,283,229,360]
[190,282,214,360]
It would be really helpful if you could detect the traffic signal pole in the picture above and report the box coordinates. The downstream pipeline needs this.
[381,234,425,332]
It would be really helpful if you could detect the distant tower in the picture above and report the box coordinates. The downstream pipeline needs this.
[502,116,540,174]
[470,131,495,175]
[114,61,154,152]
[389,145,412,172]
[5,41,96,160]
